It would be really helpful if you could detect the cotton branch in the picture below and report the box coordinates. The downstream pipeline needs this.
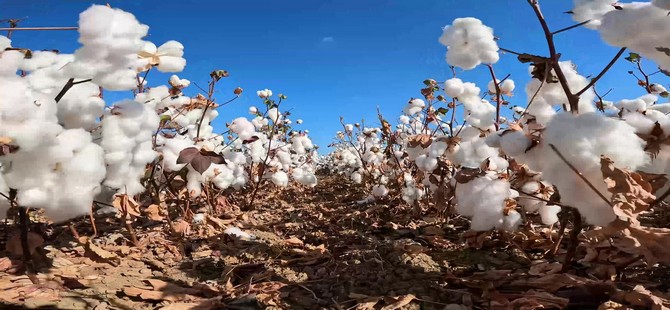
[54,78,93,103]
[575,47,627,96]
[487,64,503,130]
[527,0,580,113]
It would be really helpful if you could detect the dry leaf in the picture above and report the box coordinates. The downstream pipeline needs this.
[284,237,304,247]
[381,294,416,310]
[144,204,164,221]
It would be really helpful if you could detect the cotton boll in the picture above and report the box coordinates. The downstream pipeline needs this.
[271,171,289,187]
[351,172,363,184]
[501,79,515,94]
[599,2,670,71]
[372,184,389,198]
[487,79,499,94]
[444,78,465,98]
[415,154,438,172]
[499,130,531,157]
[257,89,272,98]
[454,176,512,231]
[249,106,258,115]
[399,115,410,124]
[438,18,499,70]
[572,0,616,29]
[539,112,648,226]
[539,205,562,225]
[501,210,522,231]
[403,98,426,115]
[0,35,10,50]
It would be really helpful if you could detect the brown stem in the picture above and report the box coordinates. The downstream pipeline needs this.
[0,26,77,31]
[89,204,98,238]
[547,207,569,258]
[575,47,627,96]
[487,64,503,130]
[121,195,139,246]
[561,209,583,272]
[54,78,92,103]
[68,223,80,240]
[527,0,580,113]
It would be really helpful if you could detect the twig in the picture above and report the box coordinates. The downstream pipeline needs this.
[527,0,579,113]
[548,144,612,206]
[487,64,503,130]
[0,26,77,31]
[551,20,591,35]
[54,78,92,103]
[575,47,627,96]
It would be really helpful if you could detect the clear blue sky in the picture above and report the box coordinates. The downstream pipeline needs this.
[1,0,661,152]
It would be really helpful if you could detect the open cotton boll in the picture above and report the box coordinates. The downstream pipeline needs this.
[271,171,289,187]
[501,79,515,94]
[540,112,648,226]
[351,172,363,184]
[230,117,256,141]
[0,35,10,50]
[487,79,499,94]
[438,17,499,70]
[292,167,318,187]
[455,175,514,231]
[498,130,531,157]
[571,0,616,29]
[444,78,465,98]
[415,154,438,172]
[169,74,190,88]
[599,2,670,71]
[56,82,105,130]
[372,184,389,197]
[69,5,149,90]
[403,98,426,115]
[257,89,272,98]
[19,51,59,71]
[539,205,562,225]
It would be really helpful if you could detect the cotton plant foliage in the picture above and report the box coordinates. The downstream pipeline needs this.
[0,4,320,223]
[325,1,670,233]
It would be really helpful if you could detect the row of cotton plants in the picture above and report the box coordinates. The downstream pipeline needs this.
[326,0,670,233]
[0,4,319,225]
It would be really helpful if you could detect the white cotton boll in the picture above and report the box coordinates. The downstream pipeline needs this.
[351,172,363,184]
[249,106,258,115]
[372,184,389,197]
[599,2,670,70]
[415,154,438,172]
[444,78,465,98]
[157,40,184,57]
[454,176,511,231]
[56,82,105,130]
[428,141,447,158]
[539,205,562,225]
[572,0,616,29]
[438,18,499,70]
[539,112,648,226]
[224,227,255,240]
[257,89,272,98]
[169,75,190,88]
[19,51,59,71]
[345,124,354,133]
[501,79,515,93]
[487,79,499,94]
[399,115,410,124]
[403,98,425,115]
[616,98,647,113]
[501,210,522,231]
[268,107,281,123]
[622,112,656,134]
[230,117,256,141]
[648,103,670,114]
[296,119,303,124]
[156,56,186,73]
[0,35,10,50]
[271,171,289,187]
[499,130,531,157]
[650,84,667,94]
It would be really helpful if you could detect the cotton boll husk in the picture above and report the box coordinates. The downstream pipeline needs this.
[539,205,562,225]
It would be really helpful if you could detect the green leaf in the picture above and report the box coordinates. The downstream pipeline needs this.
[160,115,172,122]
[436,107,449,115]
[279,94,288,100]
[625,52,641,63]
[660,91,670,98]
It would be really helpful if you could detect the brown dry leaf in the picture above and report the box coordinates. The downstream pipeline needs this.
[144,204,164,221]
[0,257,13,272]
[600,156,655,225]
[408,134,432,148]
[205,215,233,230]
[509,273,591,293]
[509,290,569,309]
[381,294,416,310]
[616,285,669,310]
[172,219,191,236]
[80,237,120,264]
[284,236,304,247]
[528,261,562,276]
[6,232,44,257]
[113,195,141,217]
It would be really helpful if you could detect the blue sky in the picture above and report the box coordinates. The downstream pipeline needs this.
[1,0,663,153]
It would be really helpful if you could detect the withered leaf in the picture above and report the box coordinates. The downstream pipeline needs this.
[381,294,416,310]
[408,134,432,149]
[454,167,485,184]
[177,147,227,174]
